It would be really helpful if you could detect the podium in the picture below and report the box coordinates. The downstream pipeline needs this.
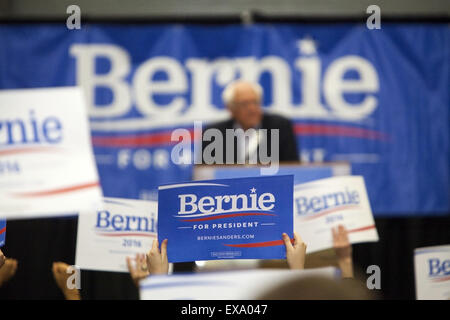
[193,162,350,184]
[192,162,351,271]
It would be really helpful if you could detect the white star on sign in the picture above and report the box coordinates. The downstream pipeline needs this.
[250,187,256,193]
[297,38,317,55]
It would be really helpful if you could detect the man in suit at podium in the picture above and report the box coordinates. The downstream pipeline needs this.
[175,81,300,273]
[201,80,299,164]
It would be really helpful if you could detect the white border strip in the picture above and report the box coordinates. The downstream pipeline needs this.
[158,183,228,190]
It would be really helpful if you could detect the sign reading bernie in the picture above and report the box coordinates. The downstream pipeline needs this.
[157,175,294,262]
[76,197,157,273]
[294,176,379,253]
[0,87,102,219]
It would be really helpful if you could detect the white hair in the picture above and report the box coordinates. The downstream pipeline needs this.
[222,80,263,107]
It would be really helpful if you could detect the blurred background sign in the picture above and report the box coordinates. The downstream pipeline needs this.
[0,23,447,216]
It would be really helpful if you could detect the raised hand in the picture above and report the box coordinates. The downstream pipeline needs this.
[283,232,307,270]
[126,253,150,287]
[147,239,169,276]
[0,257,18,287]
[332,225,354,278]
[52,262,81,300]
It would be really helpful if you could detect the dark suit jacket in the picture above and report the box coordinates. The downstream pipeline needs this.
[201,113,299,164]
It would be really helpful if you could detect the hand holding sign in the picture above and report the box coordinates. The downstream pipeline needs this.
[52,262,80,300]
[0,257,18,287]
[332,225,352,260]
[127,253,150,287]
[147,239,169,276]
[332,225,354,278]
[283,232,307,270]
[126,239,169,287]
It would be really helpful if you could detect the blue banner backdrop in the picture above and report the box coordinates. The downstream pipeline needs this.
[0,24,448,216]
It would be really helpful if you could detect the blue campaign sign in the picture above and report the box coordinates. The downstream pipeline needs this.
[158,175,293,262]
[0,219,6,247]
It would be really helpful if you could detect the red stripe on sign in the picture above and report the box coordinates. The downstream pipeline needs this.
[299,204,360,222]
[92,129,196,148]
[347,225,376,233]
[11,182,100,197]
[223,238,294,248]
[181,212,276,222]
[432,275,450,283]
[97,233,155,238]
[92,124,388,148]
[0,146,62,156]
[294,124,389,141]
[0,227,6,235]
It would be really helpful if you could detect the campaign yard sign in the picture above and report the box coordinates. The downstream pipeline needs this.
[158,175,294,262]
[76,197,157,272]
[294,176,378,254]
[0,87,103,219]
[0,219,6,247]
